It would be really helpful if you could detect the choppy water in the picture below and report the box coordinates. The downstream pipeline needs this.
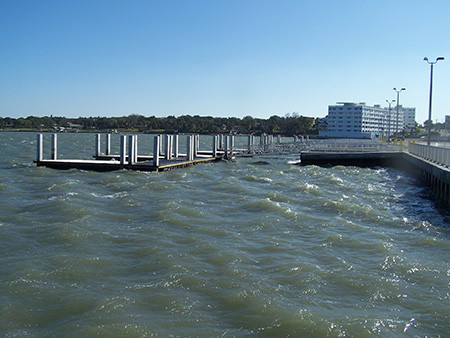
[1,132,449,337]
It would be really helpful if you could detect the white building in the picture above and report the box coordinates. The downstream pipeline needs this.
[402,106,416,133]
[319,102,415,139]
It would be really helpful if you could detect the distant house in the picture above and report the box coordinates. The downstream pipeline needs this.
[62,122,83,130]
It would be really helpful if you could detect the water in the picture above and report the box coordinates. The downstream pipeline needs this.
[1,132,449,337]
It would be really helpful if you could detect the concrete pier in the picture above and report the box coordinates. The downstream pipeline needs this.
[300,149,450,206]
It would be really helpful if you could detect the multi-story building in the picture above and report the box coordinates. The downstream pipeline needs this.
[402,106,417,133]
[319,102,415,138]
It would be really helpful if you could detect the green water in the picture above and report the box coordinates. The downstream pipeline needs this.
[1,132,449,337]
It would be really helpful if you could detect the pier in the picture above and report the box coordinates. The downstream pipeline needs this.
[34,133,450,206]
[300,142,450,206]
[33,133,317,172]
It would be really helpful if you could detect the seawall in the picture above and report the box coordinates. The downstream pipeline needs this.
[300,151,450,206]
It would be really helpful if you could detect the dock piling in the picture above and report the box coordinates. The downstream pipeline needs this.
[213,135,218,158]
[37,134,43,162]
[120,135,126,165]
[52,134,57,160]
[187,135,194,161]
[96,134,101,157]
[165,135,172,160]
[106,134,111,155]
[153,135,160,167]
[174,135,179,158]
[128,135,136,165]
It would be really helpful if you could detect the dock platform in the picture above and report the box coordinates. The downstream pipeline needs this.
[35,133,228,172]
[35,156,221,172]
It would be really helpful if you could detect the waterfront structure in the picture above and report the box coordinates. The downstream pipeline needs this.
[319,102,415,139]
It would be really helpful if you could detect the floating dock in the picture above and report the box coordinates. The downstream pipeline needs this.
[34,133,231,172]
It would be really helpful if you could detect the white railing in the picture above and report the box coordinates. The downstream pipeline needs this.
[409,143,450,168]
[236,139,398,155]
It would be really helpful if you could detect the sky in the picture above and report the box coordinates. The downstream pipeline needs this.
[1,0,449,124]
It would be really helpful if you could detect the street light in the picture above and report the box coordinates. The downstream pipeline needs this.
[393,87,406,137]
[386,99,395,141]
[424,56,445,145]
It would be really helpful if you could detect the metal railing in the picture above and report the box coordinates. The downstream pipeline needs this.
[235,139,399,156]
[409,142,450,168]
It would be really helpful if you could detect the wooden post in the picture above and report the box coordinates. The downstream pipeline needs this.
[51,134,57,160]
[174,135,179,158]
[120,135,126,165]
[106,134,111,155]
[96,134,101,157]
[219,134,224,149]
[277,135,281,144]
[153,135,160,167]
[37,134,43,161]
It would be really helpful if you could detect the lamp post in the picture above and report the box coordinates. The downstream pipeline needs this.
[386,99,395,141]
[424,57,444,145]
[393,87,406,137]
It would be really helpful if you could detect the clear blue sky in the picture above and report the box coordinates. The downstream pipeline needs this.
[1,0,449,124]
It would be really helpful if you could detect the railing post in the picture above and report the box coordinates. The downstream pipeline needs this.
[51,134,57,160]
[37,134,43,161]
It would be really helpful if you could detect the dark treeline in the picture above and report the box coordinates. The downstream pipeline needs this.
[0,113,317,136]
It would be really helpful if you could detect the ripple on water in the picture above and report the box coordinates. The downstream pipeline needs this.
[1,133,450,337]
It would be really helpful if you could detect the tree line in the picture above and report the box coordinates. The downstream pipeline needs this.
[0,113,317,136]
